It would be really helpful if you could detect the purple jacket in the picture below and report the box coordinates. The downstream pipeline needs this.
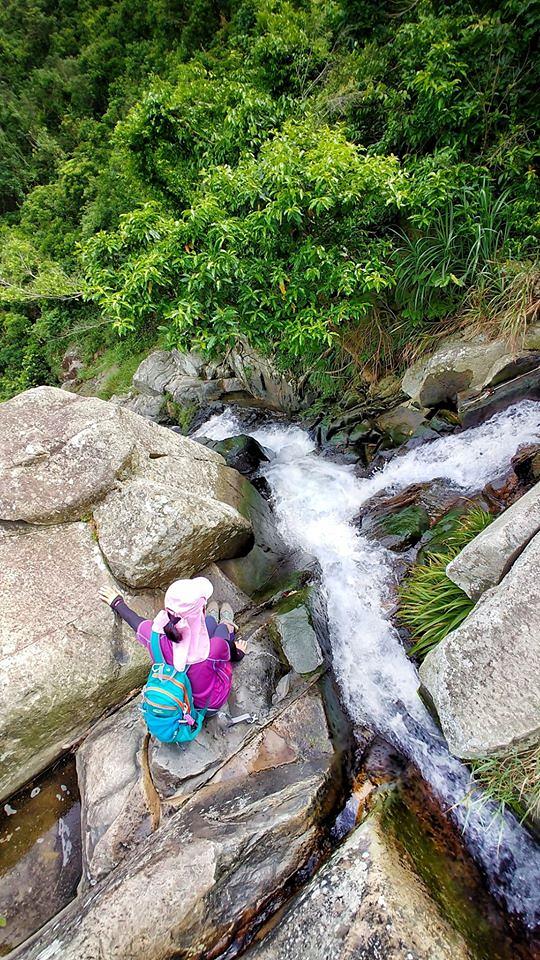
[111,597,243,711]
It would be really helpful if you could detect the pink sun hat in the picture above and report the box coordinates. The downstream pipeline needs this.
[152,577,214,672]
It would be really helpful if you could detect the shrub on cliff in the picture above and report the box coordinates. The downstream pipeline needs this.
[0,0,539,396]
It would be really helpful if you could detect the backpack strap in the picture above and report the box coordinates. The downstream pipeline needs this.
[150,629,165,666]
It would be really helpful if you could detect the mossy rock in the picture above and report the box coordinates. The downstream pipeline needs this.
[372,505,430,550]
[417,506,472,560]
[375,404,427,448]
[200,434,270,476]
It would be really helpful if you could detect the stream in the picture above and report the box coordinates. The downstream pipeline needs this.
[197,399,540,932]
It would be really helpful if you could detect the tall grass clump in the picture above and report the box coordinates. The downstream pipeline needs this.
[471,742,540,825]
[398,507,493,661]
[458,258,540,346]
[393,185,511,324]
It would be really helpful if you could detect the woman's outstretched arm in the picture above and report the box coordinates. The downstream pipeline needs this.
[99,586,146,632]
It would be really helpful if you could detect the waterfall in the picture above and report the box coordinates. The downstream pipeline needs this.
[196,401,540,927]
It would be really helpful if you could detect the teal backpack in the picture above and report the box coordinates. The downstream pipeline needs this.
[140,630,206,744]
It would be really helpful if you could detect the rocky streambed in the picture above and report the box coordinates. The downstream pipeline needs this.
[2,340,540,958]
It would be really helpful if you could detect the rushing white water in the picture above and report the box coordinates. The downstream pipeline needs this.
[197,401,540,926]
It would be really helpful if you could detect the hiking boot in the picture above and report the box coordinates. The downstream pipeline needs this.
[219,601,235,629]
[206,598,220,621]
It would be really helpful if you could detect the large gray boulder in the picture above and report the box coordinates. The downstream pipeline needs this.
[402,336,530,408]
[133,349,206,395]
[93,473,251,588]
[0,387,253,587]
[132,344,307,415]
[420,529,540,757]
[446,480,540,599]
[243,806,469,960]
[0,386,246,521]
[14,684,334,960]
[0,520,161,802]
[0,387,139,523]
[132,348,246,410]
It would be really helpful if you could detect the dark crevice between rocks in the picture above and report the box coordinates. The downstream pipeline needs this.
[141,732,161,831]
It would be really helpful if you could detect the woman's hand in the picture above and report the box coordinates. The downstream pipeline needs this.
[236,637,248,654]
[99,585,119,607]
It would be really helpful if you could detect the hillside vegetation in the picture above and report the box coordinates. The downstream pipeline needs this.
[1,0,539,400]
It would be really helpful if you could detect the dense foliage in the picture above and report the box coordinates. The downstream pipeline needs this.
[398,506,493,660]
[1,0,539,398]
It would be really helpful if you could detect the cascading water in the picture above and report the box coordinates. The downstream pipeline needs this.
[197,401,540,928]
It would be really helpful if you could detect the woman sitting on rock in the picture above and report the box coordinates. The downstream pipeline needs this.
[99,577,246,710]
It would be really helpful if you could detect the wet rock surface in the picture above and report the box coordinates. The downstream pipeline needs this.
[460,364,540,426]
[363,503,430,550]
[243,803,471,960]
[273,604,323,675]
[0,756,81,956]
[512,443,540,484]
[375,402,428,446]
[198,433,270,476]
[218,476,315,599]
